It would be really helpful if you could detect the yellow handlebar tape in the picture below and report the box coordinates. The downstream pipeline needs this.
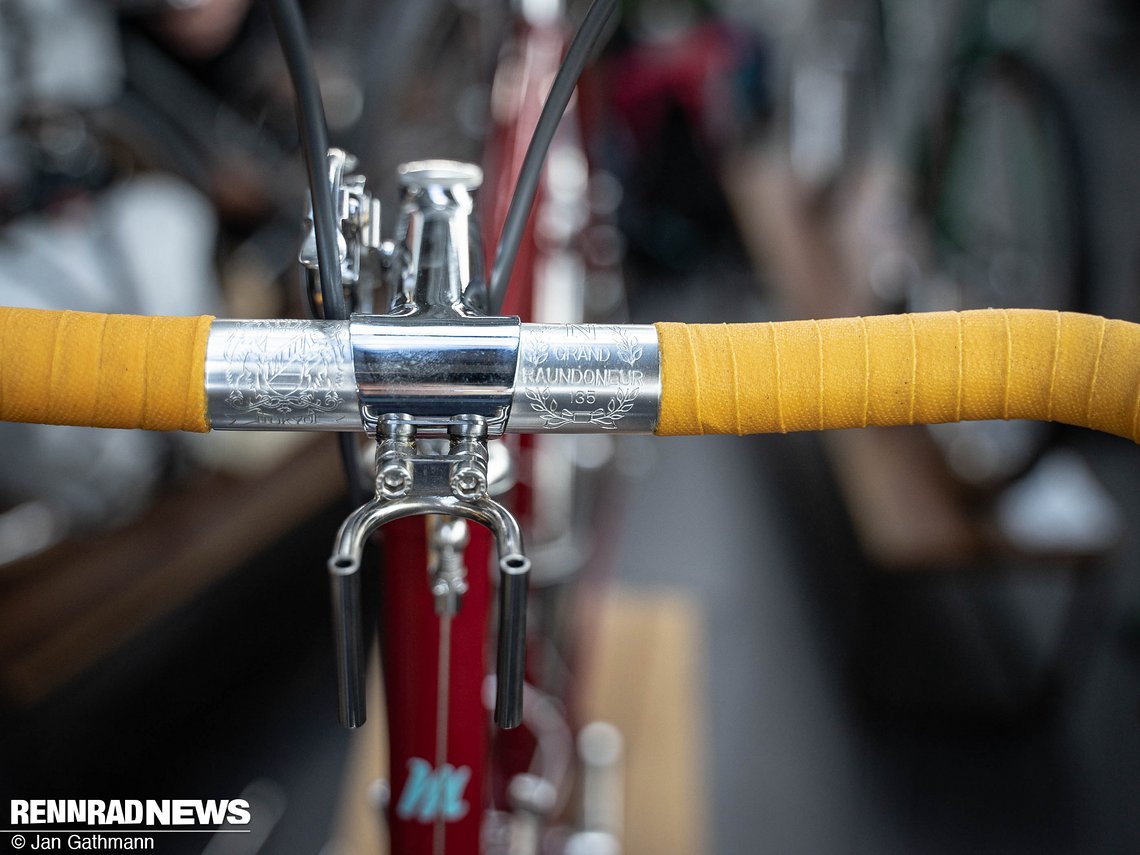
[656,309,1140,442]
[0,307,213,432]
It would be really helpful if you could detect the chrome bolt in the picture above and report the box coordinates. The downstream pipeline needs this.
[376,413,416,500]
[378,462,412,499]
[449,415,489,500]
[450,464,487,500]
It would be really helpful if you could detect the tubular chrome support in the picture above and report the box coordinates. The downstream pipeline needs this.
[327,492,530,729]
[495,555,529,728]
[305,160,544,736]
[329,557,366,729]
[330,495,525,570]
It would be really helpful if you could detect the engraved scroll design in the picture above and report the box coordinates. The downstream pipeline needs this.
[525,325,644,430]
[224,320,348,422]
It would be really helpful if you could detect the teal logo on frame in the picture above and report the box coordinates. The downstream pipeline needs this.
[396,759,471,823]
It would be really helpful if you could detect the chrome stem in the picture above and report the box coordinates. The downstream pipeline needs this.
[317,159,537,734]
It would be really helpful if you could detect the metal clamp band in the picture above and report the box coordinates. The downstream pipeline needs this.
[350,315,521,437]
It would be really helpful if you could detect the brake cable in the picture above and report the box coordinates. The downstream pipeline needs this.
[265,0,365,504]
[487,0,620,314]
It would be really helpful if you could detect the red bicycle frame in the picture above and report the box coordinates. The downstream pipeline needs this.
[380,14,569,854]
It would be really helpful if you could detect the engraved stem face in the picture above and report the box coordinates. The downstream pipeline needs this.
[510,324,660,434]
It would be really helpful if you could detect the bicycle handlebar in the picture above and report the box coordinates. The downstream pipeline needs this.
[1,306,1137,444]
[0,307,212,432]
[657,309,1140,442]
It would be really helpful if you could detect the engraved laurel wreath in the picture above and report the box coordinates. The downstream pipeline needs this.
[525,325,643,430]
[225,320,346,418]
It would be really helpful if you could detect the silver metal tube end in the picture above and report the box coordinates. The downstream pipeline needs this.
[495,553,531,729]
[328,568,366,728]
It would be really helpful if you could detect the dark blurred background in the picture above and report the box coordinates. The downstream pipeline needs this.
[1,0,1139,852]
